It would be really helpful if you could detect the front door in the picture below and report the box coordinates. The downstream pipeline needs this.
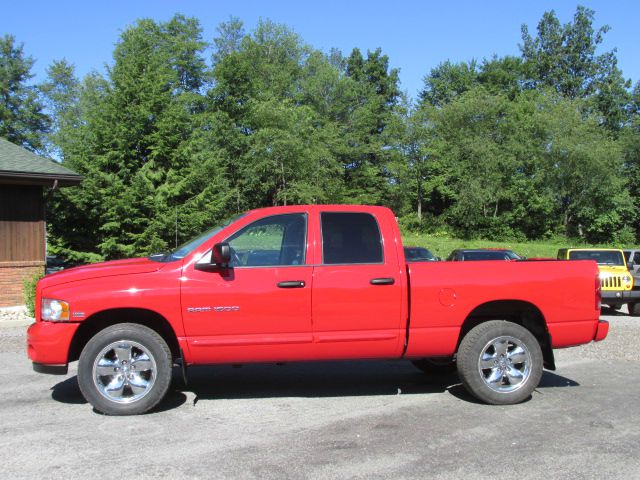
[182,213,313,363]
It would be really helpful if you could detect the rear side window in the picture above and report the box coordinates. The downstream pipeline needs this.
[321,212,383,264]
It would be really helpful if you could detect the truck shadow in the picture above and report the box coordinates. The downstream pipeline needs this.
[180,362,580,405]
[50,376,188,414]
[50,362,579,412]
[183,361,449,403]
[446,370,581,404]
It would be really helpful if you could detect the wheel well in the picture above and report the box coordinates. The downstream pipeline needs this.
[458,300,555,370]
[68,308,180,363]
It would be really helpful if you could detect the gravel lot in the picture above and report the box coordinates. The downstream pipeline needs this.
[1,310,638,479]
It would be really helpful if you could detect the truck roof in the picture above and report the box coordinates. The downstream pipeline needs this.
[246,204,394,215]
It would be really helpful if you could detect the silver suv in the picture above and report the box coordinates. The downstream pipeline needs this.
[623,250,640,275]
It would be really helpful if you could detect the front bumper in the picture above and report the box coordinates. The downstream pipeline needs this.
[601,290,640,306]
[27,321,79,372]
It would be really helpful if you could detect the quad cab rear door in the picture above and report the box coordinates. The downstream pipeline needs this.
[310,208,406,359]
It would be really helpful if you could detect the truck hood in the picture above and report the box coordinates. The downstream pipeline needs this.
[39,257,168,288]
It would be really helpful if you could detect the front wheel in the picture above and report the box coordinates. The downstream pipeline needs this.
[78,323,172,415]
[457,320,543,405]
[629,302,640,317]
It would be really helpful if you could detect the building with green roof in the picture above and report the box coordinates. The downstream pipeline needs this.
[0,138,82,307]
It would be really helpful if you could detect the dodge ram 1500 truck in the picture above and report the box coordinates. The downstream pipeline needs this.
[28,205,608,415]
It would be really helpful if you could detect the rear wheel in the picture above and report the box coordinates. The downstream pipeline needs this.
[457,320,543,405]
[78,323,172,415]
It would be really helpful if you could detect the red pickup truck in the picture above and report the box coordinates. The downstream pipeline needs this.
[28,205,608,415]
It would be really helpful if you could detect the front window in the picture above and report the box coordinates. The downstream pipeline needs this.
[568,250,625,266]
[226,213,307,267]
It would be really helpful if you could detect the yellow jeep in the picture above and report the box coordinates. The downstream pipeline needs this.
[557,248,640,314]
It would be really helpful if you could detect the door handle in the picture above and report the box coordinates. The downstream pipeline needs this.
[370,277,395,285]
[277,280,306,288]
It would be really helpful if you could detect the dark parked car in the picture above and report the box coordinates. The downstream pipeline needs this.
[45,255,80,275]
[45,255,67,275]
[404,247,439,262]
[446,249,522,261]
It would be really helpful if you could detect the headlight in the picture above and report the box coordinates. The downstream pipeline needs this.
[41,298,70,322]
[623,275,631,283]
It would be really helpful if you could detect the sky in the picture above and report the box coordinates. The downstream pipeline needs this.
[1,0,639,99]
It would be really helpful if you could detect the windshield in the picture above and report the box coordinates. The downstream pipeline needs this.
[568,250,625,266]
[152,213,246,262]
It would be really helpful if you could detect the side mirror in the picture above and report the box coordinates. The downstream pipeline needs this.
[212,242,231,268]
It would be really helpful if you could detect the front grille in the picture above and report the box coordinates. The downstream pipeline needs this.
[600,276,622,289]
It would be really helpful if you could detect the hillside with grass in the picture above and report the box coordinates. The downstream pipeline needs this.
[400,231,638,260]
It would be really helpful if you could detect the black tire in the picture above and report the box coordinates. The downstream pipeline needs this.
[457,320,543,405]
[629,302,640,317]
[78,323,172,415]
[412,357,457,375]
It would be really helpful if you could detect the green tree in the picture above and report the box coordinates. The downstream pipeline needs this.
[520,5,631,130]
[211,20,314,209]
[340,47,401,204]
[415,86,632,241]
[0,34,49,151]
[419,60,478,107]
[49,15,222,259]
[540,95,633,240]
[212,16,245,64]
[621,82,640,238]
[40,59,80,158]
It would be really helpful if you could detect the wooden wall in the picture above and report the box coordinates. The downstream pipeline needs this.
[0,185,45,262]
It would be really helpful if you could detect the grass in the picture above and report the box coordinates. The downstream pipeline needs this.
[399,231,637,260]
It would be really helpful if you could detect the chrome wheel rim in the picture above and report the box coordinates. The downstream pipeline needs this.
[92,340,157,404]
[477,335,531,394]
